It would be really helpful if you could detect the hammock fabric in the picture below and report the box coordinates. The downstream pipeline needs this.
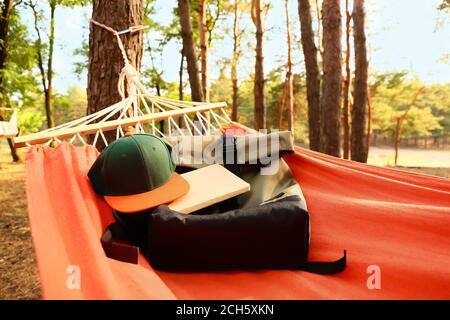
[0,109,18,139]
[26,137,450,299]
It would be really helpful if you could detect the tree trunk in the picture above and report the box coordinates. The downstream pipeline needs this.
[88,0,144,148]
[351,0,368,163]
[251,0,265,130]
[392,87,426,166]
[342,0,351,159]
[0,113,20,161]
[199,0,209,102]
[321,0,342,157]
[278,79,287,129]
[30,1,55,129]
[298,0,321,151]
[285,0,294,134]
[366,88,372,154]
[0,0,19,162]
[178,0,204,102]
[314,0,324,58]
[155,69,165,132]
[176,48,185,130]
[46,1,56,129]
[179,47,184,101]
[394,117,400,166]
[0,0,12,84]
[231,0,240,122]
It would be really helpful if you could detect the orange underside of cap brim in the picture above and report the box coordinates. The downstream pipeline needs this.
[104,172,190,213]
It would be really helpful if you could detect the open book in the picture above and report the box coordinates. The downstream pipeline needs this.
[168,164,250,214]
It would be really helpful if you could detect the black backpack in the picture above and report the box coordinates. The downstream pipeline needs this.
[101,134,347,274]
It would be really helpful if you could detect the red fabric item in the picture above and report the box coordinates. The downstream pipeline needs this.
[26,141,450,299]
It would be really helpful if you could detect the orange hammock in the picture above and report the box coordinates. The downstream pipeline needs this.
[25,133,450,299]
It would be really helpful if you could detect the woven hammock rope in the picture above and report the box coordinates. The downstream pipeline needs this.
[14,21,231,149]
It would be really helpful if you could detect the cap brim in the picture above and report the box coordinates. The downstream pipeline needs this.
[104,172,190,213]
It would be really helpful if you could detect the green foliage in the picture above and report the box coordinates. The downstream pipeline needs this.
[403,107,442,137]
[0,0,449,151]
[53,86,87,125]
[73,40,88,78]
[139,1,186,98]
[370,100,394,133]
[291,75,310,143]
[186,0,225,44]
[161,81,184,100]
[0,10,39,108]
[418,83,450,134]
[204,0,226,44]
[370,71,448,140]
[209,64,309,143]
[17,109,45,135]
[0,7,42,134]
[210,65,232,103]
[438,0,450,11]
[265,68,285,129]
[210,69,254,127]
[265,70,309,143]
[56,0,90,7]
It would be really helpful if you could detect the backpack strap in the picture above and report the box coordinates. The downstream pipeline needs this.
[219,135,241,212]
[101,222,139,264]
[301,250,347,275]
[222,134,240,176]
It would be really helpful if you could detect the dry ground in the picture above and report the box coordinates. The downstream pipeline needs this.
[368,146,450,168]
[0,142,448,300]
[397,167,450,178]
[0,144,41,299]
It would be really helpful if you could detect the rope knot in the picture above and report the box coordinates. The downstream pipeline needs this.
[90,19,149,101]
[123,64,139,83]
[118,64,140,99]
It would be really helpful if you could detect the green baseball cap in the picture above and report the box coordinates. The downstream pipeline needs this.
[88,134,189,213]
